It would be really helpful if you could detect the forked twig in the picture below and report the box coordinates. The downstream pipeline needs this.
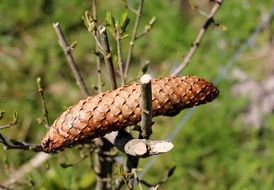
[0,112,43,152]
[171,0,223,76]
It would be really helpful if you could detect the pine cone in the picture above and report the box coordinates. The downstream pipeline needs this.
[42,76,219,152]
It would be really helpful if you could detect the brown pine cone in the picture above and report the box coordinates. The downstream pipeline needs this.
[42,76,219,152]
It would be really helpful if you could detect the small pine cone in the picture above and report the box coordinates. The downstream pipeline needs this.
[42,76,219,152]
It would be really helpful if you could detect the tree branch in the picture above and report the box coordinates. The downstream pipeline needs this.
[0,134,43,152]
[92,0,103,92]
[171,0,223,76]
[53,22,90,97]
[99,25,117,90]
[124,0,144,82]
[140,74,153,139]
[115,27,126,85]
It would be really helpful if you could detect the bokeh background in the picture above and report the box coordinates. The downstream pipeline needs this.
[1,0,274,189]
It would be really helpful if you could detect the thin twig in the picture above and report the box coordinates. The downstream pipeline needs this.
[116,27,126,85]
[99,25,118,90]
[135,17,156,40]
[124,0,144,82]
[140,74,153,139]
[122,0,138,14]
[0,133,43,152]
[171,0,223,76]
[36,77,50,128]
[53,22,90,97]
[92,0,103,92]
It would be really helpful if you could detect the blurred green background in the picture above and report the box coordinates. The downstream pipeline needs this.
[1,0,274,189]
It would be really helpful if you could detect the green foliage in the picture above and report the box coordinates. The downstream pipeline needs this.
[0,0,274,189]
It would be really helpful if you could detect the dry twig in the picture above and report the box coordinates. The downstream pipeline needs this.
[124,0,144,81]
[171,0,223,76]
[53,22,90,97]
[36,77,50,128]
[0,134,43,152]
[99,25,118,90]
[140,74,153,139]
[92,0,103,92]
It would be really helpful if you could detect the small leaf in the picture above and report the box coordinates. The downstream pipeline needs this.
[120,10,130,33]
[144,17,156,32]
[121,33,129,40]
[149,16,156,26]
[36,117,43,125]
[218,24,228,31]
[83,11,96,33]
[106,11,115,27]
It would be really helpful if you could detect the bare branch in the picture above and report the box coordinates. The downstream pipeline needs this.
[140,74,153,139]
[171,0,223,76]
[53,22,89,97]
[92,0,103,92]
[36,77,50,128]
[0,133,43,152]
[99,25,118,90]
[115,27,126,85]
[0,113,43,153]
[135,17,156,40]
[124,0,144,82]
